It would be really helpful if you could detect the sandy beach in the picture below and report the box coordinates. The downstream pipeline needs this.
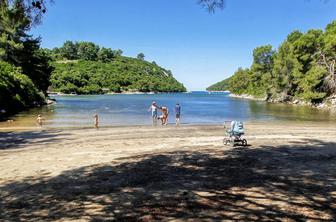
[1,122,336,221]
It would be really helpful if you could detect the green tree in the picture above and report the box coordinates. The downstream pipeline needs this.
[228,68,251,94]
[60,40,78,60]
[137,52,145,60]
[251,45,275,73]
[293,29,323,73]
[15,38,54,93]
[300,65,327,101]
[0,0,30,62]
[98,47,115,62]
[77,41,99,61]
[319,21,336,93]
[0,0,53,94]
[0,61,45,114]
[272,41,302,98]
[113,49,123,56]
[286,30,303,44]
[248,45,275,96]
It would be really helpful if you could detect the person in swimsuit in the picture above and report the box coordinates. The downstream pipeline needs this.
[148,101,158,126]
[36,114,45,127]
[175,103,181,126]
[93,113,99,129]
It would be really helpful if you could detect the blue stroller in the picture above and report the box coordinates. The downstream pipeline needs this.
[223,121,247,146]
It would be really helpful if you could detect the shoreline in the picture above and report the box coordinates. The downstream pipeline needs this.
[229,93,266,101]
[47,91,186,96]
[229,93,336,111]
[1,119,335,132]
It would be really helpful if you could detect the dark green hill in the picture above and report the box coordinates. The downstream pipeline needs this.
[206,78,230,92]
[50,57,186,94]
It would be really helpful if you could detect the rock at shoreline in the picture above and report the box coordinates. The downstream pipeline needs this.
[292,100,299,104]
[229,94,266,101]
[47,99,56,105]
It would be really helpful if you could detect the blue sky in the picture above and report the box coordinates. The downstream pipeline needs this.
[31,0,336,91]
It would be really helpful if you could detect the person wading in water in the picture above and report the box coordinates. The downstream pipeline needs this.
[148,101,158,126]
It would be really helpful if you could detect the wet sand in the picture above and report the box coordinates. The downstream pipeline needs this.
[1,122,336,221]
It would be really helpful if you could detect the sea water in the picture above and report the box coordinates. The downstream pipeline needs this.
[1,92,335,128]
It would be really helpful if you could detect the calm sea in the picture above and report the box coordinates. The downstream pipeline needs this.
[1,92,335,128]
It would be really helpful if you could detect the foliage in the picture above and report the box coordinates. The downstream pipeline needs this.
[205,78,230,92]
[0,0,53,94]
[20,0,226,16]
[207,20,336,103]
[299,65,327,101]
[60,40,78,60]
[14,38,54,93]
[47,41,120,63]
[0,0,30,62]
[248,45,275,96]
[50,56,186,94]
[137,53,145,60]
[0,61,45,114]
[0,0,52,116]
[97,47,115,62]
[198,0,225,13]
[272,41,302,96]
[77,42,99,61]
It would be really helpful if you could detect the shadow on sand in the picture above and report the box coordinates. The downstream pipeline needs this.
[0,130,70,150]
[1,139,336,221]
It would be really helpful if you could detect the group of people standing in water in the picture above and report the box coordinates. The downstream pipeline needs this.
[93,101,181,128]
[35,101,181,129]
[149,101,181,126]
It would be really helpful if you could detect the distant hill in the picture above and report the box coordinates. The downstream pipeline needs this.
[206,78,230,92]
[47,41,186,94]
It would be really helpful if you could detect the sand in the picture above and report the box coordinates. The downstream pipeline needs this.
[0,122,336,221]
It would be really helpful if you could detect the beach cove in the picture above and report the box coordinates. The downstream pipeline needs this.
[1,1,336,220]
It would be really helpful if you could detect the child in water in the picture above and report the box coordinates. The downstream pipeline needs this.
[158,106,169,125]
[36,114,45,127]
[93,113,99,129]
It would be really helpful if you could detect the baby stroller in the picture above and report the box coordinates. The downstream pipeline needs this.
[223,121,247,146]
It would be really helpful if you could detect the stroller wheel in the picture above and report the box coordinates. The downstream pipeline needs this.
[242,139,247,146]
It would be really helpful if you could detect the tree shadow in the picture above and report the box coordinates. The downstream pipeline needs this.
[1,139,336,221]
[0,130,70,150]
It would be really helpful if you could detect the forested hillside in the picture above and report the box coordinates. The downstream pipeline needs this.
[207,21,336,104]
[47,41,186,94]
